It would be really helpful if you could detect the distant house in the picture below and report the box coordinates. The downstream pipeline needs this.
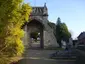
[77,32,85,45]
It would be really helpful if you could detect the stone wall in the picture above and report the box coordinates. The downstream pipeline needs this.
[76,50,85,64]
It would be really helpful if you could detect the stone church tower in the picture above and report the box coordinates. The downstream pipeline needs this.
[23,3,58,49]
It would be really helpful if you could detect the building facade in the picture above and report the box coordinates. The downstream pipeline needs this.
[22,3,58,49]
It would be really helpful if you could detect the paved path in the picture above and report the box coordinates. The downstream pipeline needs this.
[17,50,75,64]
[24,50,56,58]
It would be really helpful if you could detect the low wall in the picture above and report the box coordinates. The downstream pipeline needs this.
[76,49,85,64]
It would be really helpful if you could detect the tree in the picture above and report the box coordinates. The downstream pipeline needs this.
[0,0,32,64]
[30,32,39,41]
[56,17,71,47]
[60,23,71,42]
[56,17,61,25]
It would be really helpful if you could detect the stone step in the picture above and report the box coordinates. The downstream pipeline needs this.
[50,57,76,60]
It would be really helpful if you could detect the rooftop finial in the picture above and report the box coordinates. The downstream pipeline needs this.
[44,3,46,7]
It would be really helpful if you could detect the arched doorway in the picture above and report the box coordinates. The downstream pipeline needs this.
[27,19,44,49]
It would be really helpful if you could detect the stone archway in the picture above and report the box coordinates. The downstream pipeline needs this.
[26,19,44,49]
[22,4,58,50]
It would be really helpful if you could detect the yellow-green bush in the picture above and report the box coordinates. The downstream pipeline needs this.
[0,0,32,64]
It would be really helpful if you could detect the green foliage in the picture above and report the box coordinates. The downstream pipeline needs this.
[56,17,71,47]
[0,0,32,64]
[30,32,39,41]
[0,56,10,64]
[60,23,71,41]
[56,17,61,25]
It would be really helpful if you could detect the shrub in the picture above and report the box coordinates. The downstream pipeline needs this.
[0,0,32,63]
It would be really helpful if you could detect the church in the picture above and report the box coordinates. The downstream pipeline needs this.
[22,3,58,49]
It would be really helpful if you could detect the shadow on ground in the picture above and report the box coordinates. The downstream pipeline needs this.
[17,58,75,64]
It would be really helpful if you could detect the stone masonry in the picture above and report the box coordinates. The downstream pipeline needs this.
[22,3,59,49]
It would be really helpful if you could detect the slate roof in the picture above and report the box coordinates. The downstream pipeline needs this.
[78,32,85,39]
[30,6,48,16]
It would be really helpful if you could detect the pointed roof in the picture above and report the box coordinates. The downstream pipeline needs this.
[30,7,43,16]
[30,3,48,16]
[78,32,85,39]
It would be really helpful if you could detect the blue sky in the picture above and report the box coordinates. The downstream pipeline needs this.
[24,0,85,39]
